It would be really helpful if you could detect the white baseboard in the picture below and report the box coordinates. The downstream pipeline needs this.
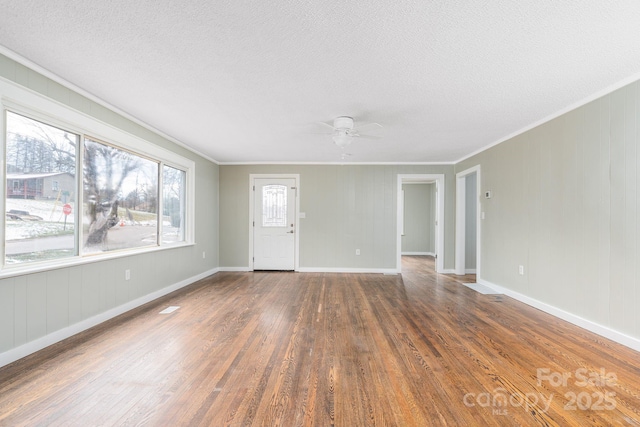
[440,269,456,274]
[218,266,251,272]
[465,268,477,274]
[0,267,220,368]
[220,267,399,274]
[401,252,435,256]
[478,279,640,353]
[297,267,398,274]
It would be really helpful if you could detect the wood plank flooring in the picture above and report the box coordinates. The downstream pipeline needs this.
[1,256,639,426]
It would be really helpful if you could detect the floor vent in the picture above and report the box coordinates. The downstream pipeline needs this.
[462,283,501,295]
[159,306,180,314]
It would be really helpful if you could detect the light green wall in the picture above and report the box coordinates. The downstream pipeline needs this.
[456,80,640,340]
[0,54,220,356]
[401,183,435,254]
[220,164,455,270]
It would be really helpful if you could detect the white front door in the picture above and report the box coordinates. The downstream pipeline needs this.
[253,178,296,270]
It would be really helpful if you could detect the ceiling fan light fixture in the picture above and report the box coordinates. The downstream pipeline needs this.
[332,133,352,148]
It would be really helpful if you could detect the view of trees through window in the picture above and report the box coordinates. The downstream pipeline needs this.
[162,165,185,244]
[5,111,77,264]
[83,138,159,253]
[4,110,188,266]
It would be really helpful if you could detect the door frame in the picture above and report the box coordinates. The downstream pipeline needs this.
[455,165,481,277]
[397,174,445,273]
[249,174,300,271]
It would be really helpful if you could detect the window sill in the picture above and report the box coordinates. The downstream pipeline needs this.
[0,242,195,280]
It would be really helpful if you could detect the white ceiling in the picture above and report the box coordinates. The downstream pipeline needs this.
[1,1,640,164]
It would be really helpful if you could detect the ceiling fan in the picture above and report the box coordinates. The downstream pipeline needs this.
[316,116,383,148]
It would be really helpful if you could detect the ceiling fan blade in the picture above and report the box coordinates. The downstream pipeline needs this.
[301,121,335,135]
[315,121,336,131]
[355,134,382,140]
[354,122,382,133]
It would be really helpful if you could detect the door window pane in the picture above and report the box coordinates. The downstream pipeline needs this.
[83,138,158,253]
[262,185,287,227]
[162,165,185,244]
[5,112,78,264]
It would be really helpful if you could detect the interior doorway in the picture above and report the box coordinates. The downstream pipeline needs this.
[397,174,445,273]
[400,181,436,256]
[455,166,481,277]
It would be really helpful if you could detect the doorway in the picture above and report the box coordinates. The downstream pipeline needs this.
[249,174,300,271]
[455,166,481,277]
[397,174,445,273]
[400,182,436,256]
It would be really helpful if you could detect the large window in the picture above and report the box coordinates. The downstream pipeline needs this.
[3,104,193,270]
[5,112,78,264]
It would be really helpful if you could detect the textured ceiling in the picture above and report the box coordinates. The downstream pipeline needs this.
[1,1,640,163]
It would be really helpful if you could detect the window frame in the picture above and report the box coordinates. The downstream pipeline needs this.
[81,135,162,256]
[0,78,195,278]
[161,164,188,245]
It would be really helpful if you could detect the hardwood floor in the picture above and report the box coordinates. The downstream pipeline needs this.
[1,256,639,426]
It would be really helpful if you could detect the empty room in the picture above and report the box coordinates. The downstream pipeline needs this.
[1,1,640,425]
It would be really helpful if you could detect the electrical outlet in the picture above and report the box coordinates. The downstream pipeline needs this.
[355,249,361,256]
[518,265,524,275]
[125,269,130,280]
[202,251,206,259]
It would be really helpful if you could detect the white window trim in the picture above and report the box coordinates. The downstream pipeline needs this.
[0,76,195,279]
